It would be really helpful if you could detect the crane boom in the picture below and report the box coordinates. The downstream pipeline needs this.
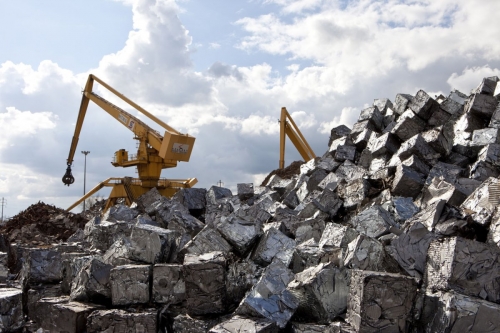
[279,107,316,169]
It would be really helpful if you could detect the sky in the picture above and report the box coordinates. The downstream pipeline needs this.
[1,0,500,218]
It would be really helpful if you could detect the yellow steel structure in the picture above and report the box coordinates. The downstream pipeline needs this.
[63,74,197,212]
[279,107,316,169]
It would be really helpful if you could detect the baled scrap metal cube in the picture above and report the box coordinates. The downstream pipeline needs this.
[238,183,255,201]
[0,288,23,332]
[395,134,441,164]
[444,151,470,167]
[391,164,426,199]
[184,251,227,315]
[84,218,134,251]
[350,120,377,140]
[26,284,62,319]
[386,196,419,223]
[408,199,446,231]
[368,132,400,157]
[316,154,341,172]
[135,213,160,227]
[335,160,367,182]
[152,264,185,304]
[470,160,500,181]
[433,217,468,236]
[440,96,464,116]
[306,169,328,192]
[36,297,103,333]
[135,187,162,212]
[87,309,156,333]
[358,106,384,131]
[352,128,376,151]
[110,264,151,306]
[373,98,394,114]
[460,177,500,225]
[337,178,370,210]
[420,290,500,333]
[393,93,413,115]
[472,127,500,146]
[422,177,467,207]
[216,214,262,255]
[288,262,350,324]
[426,237,500,302]
[103,203,139,222]
[329,125,351,146]
[236,259,298,328]
[477,143,500,166]
[357,148,373,169]
[427,105,453,127]
[21,248,63,285]
[346,270,418,333]
[292,217,326,244]
[349,205,399,238]
[251,227,296,267]
[454,111,489,134]
[282,190,300,209]
[181,226,232,259]
[387,221,437,280]
[312,188,343,217]
[70,257,113,303]
[421,126,453,156]
[319,223,360,250]
[206,185,233,206]
[129,224,179,264]
[472,76,499,96]
[209,315,278,333]
[155,199,204,237]
[170,314,222,333]
[290,322,333,333]
[489,102,500,129]
[102,238,137,266]
[300,157,320,176]
[424,161,464,187]
[390,109,426,142]
[0,252,9,282]
[448,89,468,105]
[173,188,207,211]
[487,208,500,248]
[292,238,342,274]
[408,89,440,120]
[343,235,400,273]
[62,253,95,294]
[464,93,499,119]
[317,172,339,191]
[226,259,262,310]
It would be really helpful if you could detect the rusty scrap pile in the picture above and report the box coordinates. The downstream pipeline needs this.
[1,77,500,332]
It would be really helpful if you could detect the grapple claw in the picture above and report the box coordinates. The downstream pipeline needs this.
[62,166,75,186]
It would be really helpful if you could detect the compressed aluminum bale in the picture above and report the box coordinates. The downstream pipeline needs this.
[460,177,500,225]
[350,120,377,138]
[368,132,400,157]
[464,93,498,118]
[393,93,413,115]
[36,297,103,333]
[335,160,367,182]
[251,227,296,267]
[374,98,394,114]
[427,106,453,127]
[152,264,185,304]
[454,111,488,134]
[0,252,8,283]
[426,237,500,302]
[283,190,300,209]
[110,264,151,306]
[408,89,440,120]
[357,148,373,169]
[292,238,342,274]
[448,89,468,105]
[155,199,204,236]
[349,205,399,239]
[346,270,418,333]
[420,290,500,333]
[358,106,384,131]
[444,151,470,167]
[288,263,350,324]
[102,238,137,266]
[477,143,500,166]
[226,260,262,311]
[319,223,360,251]
[391,110,426,142]
[236,259,298,328]
[335,144,357,162]
[87,309,156,333]
[21,248,63,285]
[61,254,95,294]
[422,177,467,207]
[184,251,227,315]
[306,169,328,192]
[421,126,453,156]
[135,213,160,227]
[318,173,339,192]
[472,76,499,96]
[316,154,341,172]
[173,188,207,211]
[343,235,400,273]
[129,224,179,264]
[337,178,370,210]
[237,183,254,201]
[384,196,419,223]
[329,137,352,157]
[312,188,343,217]
[391,164,425,199]
[399,154,430,175]
[408,200,446,232]
[329,125,352,146]
[470,159,500,181]
[489,102,500,129]
[472,128,500,146]
[395,134,441,164]
[206,185,233,206]
[209,315,278,333]
[26,284,62,319]
[387,221,438,280]
[424,162,464,188]
[434,218,468,236]
[300,158,321,176]
[487,208,500,248]
[353,128,376,151]
[70,258,113,303]
[103,204,139,222]
[181,226,232,259]
[0,288,23,331]
[135,187,163,212]
[84,218,134,251]
[216,214,262,255]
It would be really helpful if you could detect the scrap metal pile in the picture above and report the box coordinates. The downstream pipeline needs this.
[1,77,500,332]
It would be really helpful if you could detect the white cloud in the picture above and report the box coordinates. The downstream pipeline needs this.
[447,66,500,94]
[318,107,358,134]
[209,42,221,49]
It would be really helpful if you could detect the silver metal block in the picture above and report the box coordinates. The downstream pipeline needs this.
[358,106,384,131]
[103,204,139,222]
[181,226,232,258]
[173,188,207,211]
[216,214,262,255]
[0,288,23,331]
[408,89,440,120]
[391,110,426,142]
[209,315,278,333]
[21,248,63,284]
[152,264,185,304]
[135,187,163,212]
[110,264,151,306]
[87,309,157,333]
[251,227,296,267]
[184,251,227,315]
[61,253,95,294]
[319,223,360,250]
[472,76,499,96]
[349,205,398,238]
[292,238,342,274]
[477,143,500,166]
[368,132,400,157]
[236,259,298,328]
[337,178,370,210]
[288,263,350,323]
[426,237,500,302]
[226,260,262,310]
[84,218,134,251]
[393,93,413,115]
[328,125,352,146]
[395,134,441,164]
[464,93,498,118]
[391,164,425,199]
[346,270,418,333]
[70,258,113,303]
[335,160,367,182]
[335,145,357,162]
[129,224,179,264]
[472,128,500,146]
[102,238,137,266]
[344,235,400,272]
[238,183,255,201]
[460,177,500,225]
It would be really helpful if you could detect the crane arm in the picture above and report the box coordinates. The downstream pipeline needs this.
[63,74,195,186]
[279,107,316,169]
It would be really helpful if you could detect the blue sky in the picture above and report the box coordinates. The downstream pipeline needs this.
[1,0,500,218]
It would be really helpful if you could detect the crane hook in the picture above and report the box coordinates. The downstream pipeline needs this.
[62,165,75,186]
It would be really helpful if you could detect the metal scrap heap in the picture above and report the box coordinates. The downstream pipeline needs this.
[1,77,500,332]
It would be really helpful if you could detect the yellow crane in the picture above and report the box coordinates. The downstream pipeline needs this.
[279,107,316,169]
[63,74,197,212]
